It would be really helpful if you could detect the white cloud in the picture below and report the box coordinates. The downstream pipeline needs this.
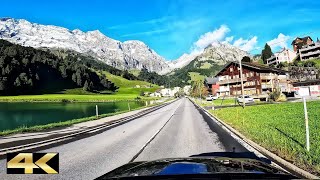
[233,36,258,52]
[224,36,234,43]
[186,24,258,57]
[267,33,290,50]
[193,25,230,49]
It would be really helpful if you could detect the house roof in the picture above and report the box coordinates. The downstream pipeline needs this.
[204,77,219,84]
[215,61,287,76]
[291,36,313,45]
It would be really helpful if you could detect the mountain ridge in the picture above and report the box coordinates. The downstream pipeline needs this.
[0,17,251,75]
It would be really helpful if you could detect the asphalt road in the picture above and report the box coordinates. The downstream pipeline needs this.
[0,98,247,180]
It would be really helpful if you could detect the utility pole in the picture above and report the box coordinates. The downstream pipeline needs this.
[198,81,201,101]
[303,97,310,151]
[239,60,245,108]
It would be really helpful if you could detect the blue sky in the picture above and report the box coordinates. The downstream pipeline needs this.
[1,0,320,60]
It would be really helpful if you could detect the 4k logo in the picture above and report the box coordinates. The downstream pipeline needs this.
[7,153,59,174]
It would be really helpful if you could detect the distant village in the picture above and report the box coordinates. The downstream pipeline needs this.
[205,36,320,100]
[152,36,320,100]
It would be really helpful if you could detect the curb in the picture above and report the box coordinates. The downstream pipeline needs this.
[0,99,178,158]
[189,98,319,179]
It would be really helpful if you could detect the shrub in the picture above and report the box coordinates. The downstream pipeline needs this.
[139,91,145,96]
[61,99,71,103]
[269,89,287,102]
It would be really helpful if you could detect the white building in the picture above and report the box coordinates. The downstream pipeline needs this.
[149,92,161,97]
[299,41,320,61]
[160,87,181,97]
[267,48,296,65]
[183,85,191,95]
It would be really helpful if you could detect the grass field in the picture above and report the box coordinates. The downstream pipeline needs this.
[207,101,320,175]
[103,71,159,95]
[103,72,153,88]
[0,94,159,102]
[188,72,205,83]
[200,62,212,69]
[0,72,160,102]
[129,69,141,77]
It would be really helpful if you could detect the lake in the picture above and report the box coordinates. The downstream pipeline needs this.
[0,101,145,131]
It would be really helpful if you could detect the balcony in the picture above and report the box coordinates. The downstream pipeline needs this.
[218,77,247,85]
[218,86,230,92]
[300,43,320,52]
[262,84,273,89]
[267,60,278,65]
[260,73,278,80]
[301,50,320,58]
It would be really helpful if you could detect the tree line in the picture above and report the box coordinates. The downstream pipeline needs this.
[0,40,118,95]
[51,49,138,81]
[138,67,188,87]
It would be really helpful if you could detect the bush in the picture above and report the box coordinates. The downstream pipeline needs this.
[61,99,71,103]
[269,89,287,102]
[277,93,287,102]
[139,91,145,96]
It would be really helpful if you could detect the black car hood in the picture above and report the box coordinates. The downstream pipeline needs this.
[96,152,297,179]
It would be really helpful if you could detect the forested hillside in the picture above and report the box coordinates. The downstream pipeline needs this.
[51,49,138,81]
[171,58,223,82]
[0,40,117,95]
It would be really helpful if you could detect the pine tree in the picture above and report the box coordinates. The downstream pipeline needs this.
[35,73,40,80]
[27,79,33,87]
[14,77,21,87]
[72,73,77,83]
[83,80,89,91]
[0,80,5,91]
[261,43,273,64]
[241,56,251,62]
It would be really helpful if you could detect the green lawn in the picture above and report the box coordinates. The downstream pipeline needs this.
[208,101,320,175]
[103,71,153,87]
[103,71,159,95]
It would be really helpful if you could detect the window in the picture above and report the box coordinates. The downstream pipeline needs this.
[230,67,233,72]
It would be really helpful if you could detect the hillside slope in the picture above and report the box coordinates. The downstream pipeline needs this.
[0,39,117,95]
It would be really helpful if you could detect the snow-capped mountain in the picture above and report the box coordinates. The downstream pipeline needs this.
[0,18,251,75]
[0,18,169,73]
[198,42,250,65]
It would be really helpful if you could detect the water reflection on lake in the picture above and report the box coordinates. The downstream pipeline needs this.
[0,101,145,131]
